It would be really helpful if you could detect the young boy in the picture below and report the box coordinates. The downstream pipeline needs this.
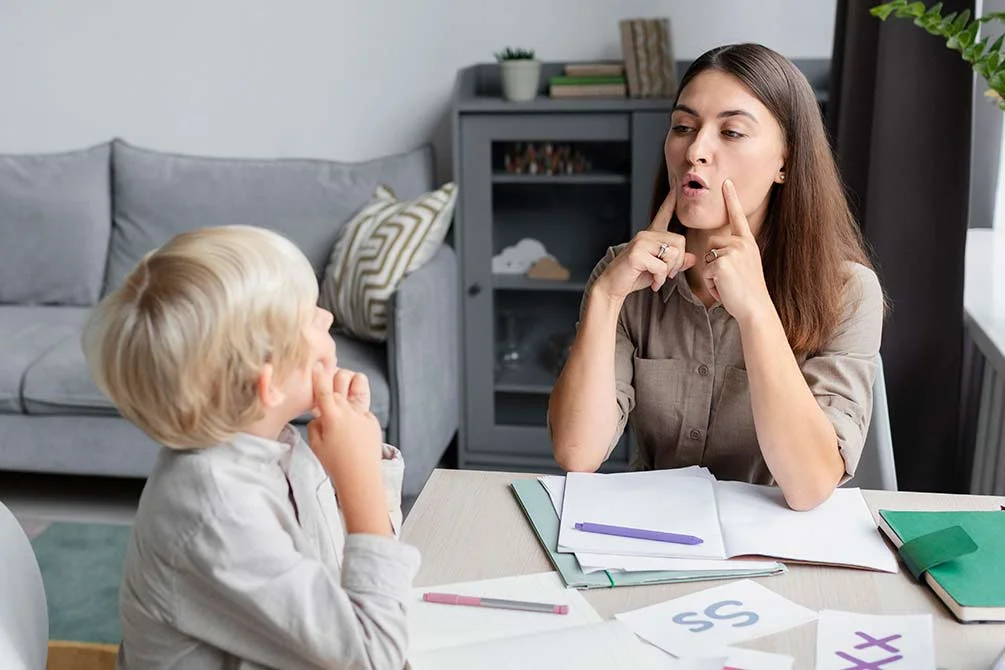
[84,225,420,669]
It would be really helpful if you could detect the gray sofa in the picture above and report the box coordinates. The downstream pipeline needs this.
[0,139,459,497]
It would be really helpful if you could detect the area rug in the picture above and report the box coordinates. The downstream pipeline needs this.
[28,521,130,645]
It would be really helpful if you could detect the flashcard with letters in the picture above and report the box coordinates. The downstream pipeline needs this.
[814,610,934,670]
[614,579,817,658]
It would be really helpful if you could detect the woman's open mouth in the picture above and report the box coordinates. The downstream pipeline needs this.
[681,172,709,198]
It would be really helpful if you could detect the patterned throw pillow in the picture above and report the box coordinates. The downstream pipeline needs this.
[320,182,457,342]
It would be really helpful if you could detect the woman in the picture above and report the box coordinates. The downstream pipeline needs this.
[548,43,884,511]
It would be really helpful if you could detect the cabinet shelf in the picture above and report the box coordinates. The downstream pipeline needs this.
[493,268,590,292]
[495,362,557,394]
[492,171,628,185]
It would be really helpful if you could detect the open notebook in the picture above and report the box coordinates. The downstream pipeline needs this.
[552,470,897,572]
[406,573,682,669]
[511,479,786,588]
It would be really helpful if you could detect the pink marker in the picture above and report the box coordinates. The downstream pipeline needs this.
[422,592,569,615]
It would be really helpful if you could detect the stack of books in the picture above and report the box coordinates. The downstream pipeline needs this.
[548,63,627,99]
[618,17,677,98]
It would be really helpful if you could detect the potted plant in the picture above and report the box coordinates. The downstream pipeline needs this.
[495,47,541,102]
[872,0,1005,109]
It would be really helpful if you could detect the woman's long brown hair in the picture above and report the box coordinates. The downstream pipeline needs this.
[651,43,878,358]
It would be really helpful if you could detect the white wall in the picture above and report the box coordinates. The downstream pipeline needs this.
[0,1,836,176]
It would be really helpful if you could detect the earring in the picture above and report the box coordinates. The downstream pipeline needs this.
[779,173,785,183]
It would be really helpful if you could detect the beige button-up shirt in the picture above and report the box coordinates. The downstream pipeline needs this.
[584,245,884,485]
[117,426,420,670]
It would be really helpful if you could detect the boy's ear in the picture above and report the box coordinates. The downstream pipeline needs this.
[257,363,285,408]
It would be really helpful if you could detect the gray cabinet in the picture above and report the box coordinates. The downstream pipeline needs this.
[451,63,675,474]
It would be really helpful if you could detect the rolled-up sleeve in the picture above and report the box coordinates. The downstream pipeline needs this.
[578,245,636,458]
[800,263,884,479]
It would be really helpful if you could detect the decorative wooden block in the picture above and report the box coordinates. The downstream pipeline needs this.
[527,256,571,281]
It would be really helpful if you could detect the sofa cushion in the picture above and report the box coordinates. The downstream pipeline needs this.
[21,324,391,430]
[320,182,457,342]
[105,139,435,293]
[21,335,116,417]
[0,307,91,413]
[0,144,111,305]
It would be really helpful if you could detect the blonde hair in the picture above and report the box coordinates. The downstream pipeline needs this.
[83,225,319,449]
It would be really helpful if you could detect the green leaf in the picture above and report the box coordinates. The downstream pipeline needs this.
[965,41,986,62]
[988,33,1005,57]
[871,3,898,20]
[959,22,980,47]
[952,9,972,32]
[988,69,1005,91]
[939,11,959,32]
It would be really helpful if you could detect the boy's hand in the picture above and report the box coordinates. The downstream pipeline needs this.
[333,368,371,413]
[308,363,389,535]
[308,364,382,470]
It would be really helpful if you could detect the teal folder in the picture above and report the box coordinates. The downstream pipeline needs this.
[510,479,786,589]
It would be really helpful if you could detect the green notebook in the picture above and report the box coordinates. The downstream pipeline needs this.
[878,510,1005,622]
[510,479,785,589]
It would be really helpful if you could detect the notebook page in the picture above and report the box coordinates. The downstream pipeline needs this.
[558,471,727,559]
[715,481,898,572]
[539,466,713,518]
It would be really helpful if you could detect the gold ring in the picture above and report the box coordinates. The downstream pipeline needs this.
[656,242,669,260]
[704,248,720,264]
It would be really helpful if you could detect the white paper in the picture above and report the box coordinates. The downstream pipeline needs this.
[719,647,794,669]
[539,474,567,517]
[715,482,899,572]
[539,466,713,519]
[814,610,934,670]
[409,620,684,669]
[575,552,784,574]
[558,471,727,559]
[615,579,818,658]
[409,572,601,653]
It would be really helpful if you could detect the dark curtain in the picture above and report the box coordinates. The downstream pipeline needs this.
[827,0,974,492]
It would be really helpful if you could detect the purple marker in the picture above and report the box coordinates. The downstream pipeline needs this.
[573,521,704,545]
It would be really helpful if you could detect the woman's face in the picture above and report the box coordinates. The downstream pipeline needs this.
[665,69,786,237]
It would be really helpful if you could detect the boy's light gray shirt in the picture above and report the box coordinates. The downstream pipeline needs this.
[117,426,420,670]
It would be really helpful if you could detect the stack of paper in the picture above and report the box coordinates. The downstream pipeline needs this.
[545,468,897,574]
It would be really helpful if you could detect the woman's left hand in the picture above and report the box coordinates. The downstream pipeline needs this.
[702,179,774,325]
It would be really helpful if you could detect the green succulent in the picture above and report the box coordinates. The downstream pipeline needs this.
[872,0,1005,109]
[494,47,536,62]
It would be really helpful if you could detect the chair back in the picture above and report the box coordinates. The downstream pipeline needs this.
[0,502,48,670]
[853,355,899,491]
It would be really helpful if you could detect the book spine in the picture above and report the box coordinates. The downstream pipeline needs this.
[632,20,652,98]
[549,83,627,98]
[619,20,642,98]
[657,18,677,97]
[564,64,624,77]
[549,75,627,86]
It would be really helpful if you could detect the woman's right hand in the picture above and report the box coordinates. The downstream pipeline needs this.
[593,181,696,302]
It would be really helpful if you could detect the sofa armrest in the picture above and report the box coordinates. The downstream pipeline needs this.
[387,244,460,497]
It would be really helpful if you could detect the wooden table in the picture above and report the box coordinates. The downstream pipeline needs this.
[402,469,1005,669]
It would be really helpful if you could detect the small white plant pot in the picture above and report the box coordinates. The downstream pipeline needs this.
[500,60,541,102]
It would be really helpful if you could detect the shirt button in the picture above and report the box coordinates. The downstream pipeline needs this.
[689,429,702,440]
[697,364,710,377]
